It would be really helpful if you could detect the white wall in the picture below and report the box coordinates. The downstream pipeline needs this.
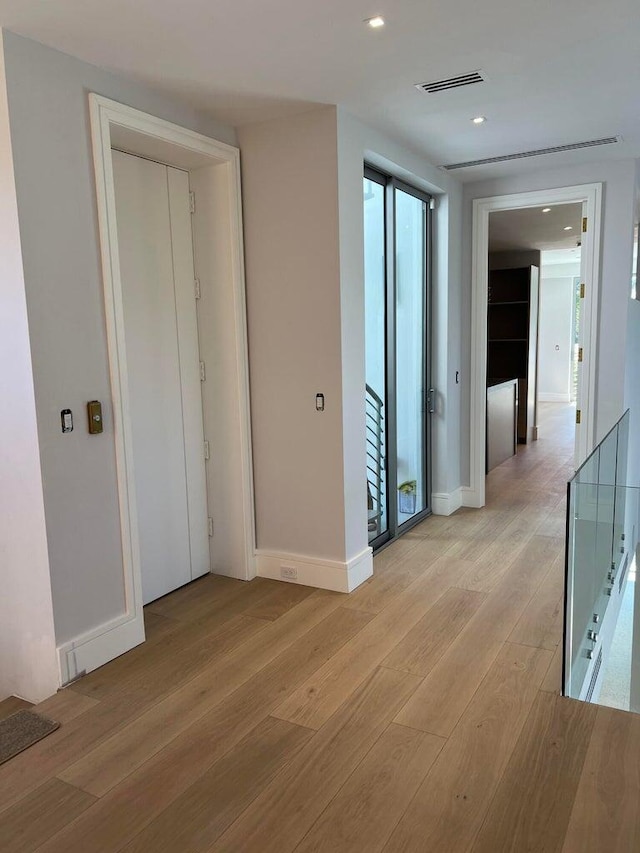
[238,106,464,585]
[238,108,348,565]
[538,260,580,402]
[461,159,636,485]
[0,33,58,701]
[337,110,464,520]
[2,30,237,650]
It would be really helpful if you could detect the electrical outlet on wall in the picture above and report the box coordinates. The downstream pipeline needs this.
[281,565,298,581]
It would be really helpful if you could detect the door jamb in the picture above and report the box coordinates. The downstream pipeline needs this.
[466,183,602,508]
[58,95,256,684]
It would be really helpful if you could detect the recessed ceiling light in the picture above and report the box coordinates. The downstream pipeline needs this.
[365,15,385,28]
[471,116,486,124]
[564,226,573,231]
[542,208,551,213]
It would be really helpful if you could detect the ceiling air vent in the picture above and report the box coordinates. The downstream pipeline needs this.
[441,136,620,170]
[415,70,484,94]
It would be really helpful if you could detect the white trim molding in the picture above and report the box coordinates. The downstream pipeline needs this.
[431,489,463,516]
[469,183,602,508]
[256,547,373,593]
[460,485,484,509]
[70,94,255,683]
[58,612,145,686]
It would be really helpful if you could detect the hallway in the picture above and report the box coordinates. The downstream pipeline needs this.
[1,402,638,851]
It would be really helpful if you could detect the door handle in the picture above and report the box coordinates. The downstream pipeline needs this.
[426,388,436,413]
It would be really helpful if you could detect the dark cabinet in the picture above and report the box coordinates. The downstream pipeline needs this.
[487,266,539,443]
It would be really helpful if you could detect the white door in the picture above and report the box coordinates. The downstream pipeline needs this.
[112,150,209,604]
[574,200,588,467]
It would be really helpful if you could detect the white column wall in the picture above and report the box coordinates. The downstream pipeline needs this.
[0,32,58,702]
[238,108,349,572]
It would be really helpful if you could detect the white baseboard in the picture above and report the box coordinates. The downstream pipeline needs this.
[57,612,145,686]
[256,546,373,593]
[539,392,571,403]
[460,485,485,509]
[431,489,463,516]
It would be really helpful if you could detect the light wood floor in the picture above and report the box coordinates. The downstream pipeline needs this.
[2,402,639,852]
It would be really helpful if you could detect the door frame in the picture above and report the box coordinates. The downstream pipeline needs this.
[58,95,255,684]
[365,166,433,550]
[467,183,602,508]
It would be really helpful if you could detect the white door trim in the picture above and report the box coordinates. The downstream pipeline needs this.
[466,183,602,508]
[59,95,256,683]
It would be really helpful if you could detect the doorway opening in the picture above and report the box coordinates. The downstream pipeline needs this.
[364,167,433,550]
[468,183,603,509]
[58,96,255,685]
[485,204,582,478]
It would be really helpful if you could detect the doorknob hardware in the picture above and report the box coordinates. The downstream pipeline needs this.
[426,388,436,414]
[87,400,103,435]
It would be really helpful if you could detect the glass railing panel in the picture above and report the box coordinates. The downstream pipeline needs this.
[594,488,639,713]
[574,443,599,486]
[595,429,617,603]
[613,412,630,574]
[567,481,603,698]
[564,409,639,710]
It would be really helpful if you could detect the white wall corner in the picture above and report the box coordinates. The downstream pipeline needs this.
[431,489,463,516]
[256,547,373,593]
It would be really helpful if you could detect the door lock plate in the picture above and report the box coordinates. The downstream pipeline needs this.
[87,400,103,434]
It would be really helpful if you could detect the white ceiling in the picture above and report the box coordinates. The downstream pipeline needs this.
[1,0,639,181]
[489,203,583,251]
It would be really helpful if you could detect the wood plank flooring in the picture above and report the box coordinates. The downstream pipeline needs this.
[1,402,638,851]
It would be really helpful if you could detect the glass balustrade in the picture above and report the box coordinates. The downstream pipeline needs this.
[564,409,640,711]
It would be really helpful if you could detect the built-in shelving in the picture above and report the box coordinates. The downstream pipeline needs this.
[487,266,539,443]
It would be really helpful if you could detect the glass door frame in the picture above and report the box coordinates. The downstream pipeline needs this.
[365,165,433,551]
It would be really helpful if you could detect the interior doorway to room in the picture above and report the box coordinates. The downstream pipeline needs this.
[80,95,255,684]
[363,167,433,551]
[112,151,210,605]
[469,183,602,509]
[485,203,582,477]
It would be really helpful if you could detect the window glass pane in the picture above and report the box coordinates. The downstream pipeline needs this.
[364,177,388,539]
[395,188,426,523]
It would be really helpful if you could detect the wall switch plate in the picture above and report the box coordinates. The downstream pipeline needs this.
[281,565,298,580]
[61,409,73,433]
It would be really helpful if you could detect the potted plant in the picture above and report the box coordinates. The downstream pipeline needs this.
[398,479,417,514]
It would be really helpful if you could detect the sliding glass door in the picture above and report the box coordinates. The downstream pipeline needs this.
[364,168,432,549]
[364,175,389,539]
